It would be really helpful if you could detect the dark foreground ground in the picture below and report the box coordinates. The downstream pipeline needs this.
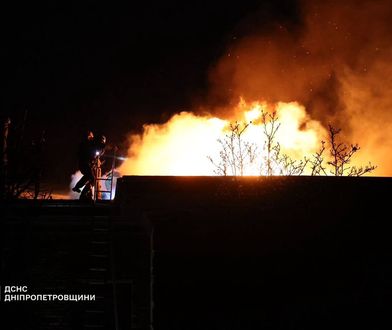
[2,176,392,330]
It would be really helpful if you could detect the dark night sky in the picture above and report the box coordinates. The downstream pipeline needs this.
[1,0,299,191]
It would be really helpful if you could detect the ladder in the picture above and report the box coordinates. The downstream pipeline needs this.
[94,148,117,201]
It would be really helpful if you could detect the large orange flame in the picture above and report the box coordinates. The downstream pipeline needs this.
[119,99,328,176]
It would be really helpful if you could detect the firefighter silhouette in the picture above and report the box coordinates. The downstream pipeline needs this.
[73,131,106,200]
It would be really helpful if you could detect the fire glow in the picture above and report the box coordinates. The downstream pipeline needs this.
[118,0,392,178]
[119,99,327,176]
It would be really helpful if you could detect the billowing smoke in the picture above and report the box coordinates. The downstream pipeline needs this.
[209,0,392,175]
[118,0,392,177]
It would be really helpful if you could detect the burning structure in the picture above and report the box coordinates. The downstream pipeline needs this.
[118,0,392,178]
[3,2,392,329]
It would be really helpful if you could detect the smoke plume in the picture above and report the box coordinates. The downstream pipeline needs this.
[209,0,392,175]
[118,0,392,177]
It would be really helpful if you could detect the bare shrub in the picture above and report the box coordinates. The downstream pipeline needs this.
[325,125,376,176]
[209,113,377,177]
[208,121,257,176]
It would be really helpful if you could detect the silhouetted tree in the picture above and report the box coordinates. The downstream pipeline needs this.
[325,124,376,176]
[309,141,328,176]
[208,121,257,176]
[272,143,309,176]
[260,111,280,176]
[209,112,376,177]
[260,110,308,176]
[1,112,51,200]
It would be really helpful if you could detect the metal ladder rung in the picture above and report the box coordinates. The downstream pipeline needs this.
[94,151,116,201]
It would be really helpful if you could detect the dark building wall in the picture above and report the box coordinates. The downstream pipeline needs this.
[1,202,153,330]
[2,176,391,330]
[117,176,392,330]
